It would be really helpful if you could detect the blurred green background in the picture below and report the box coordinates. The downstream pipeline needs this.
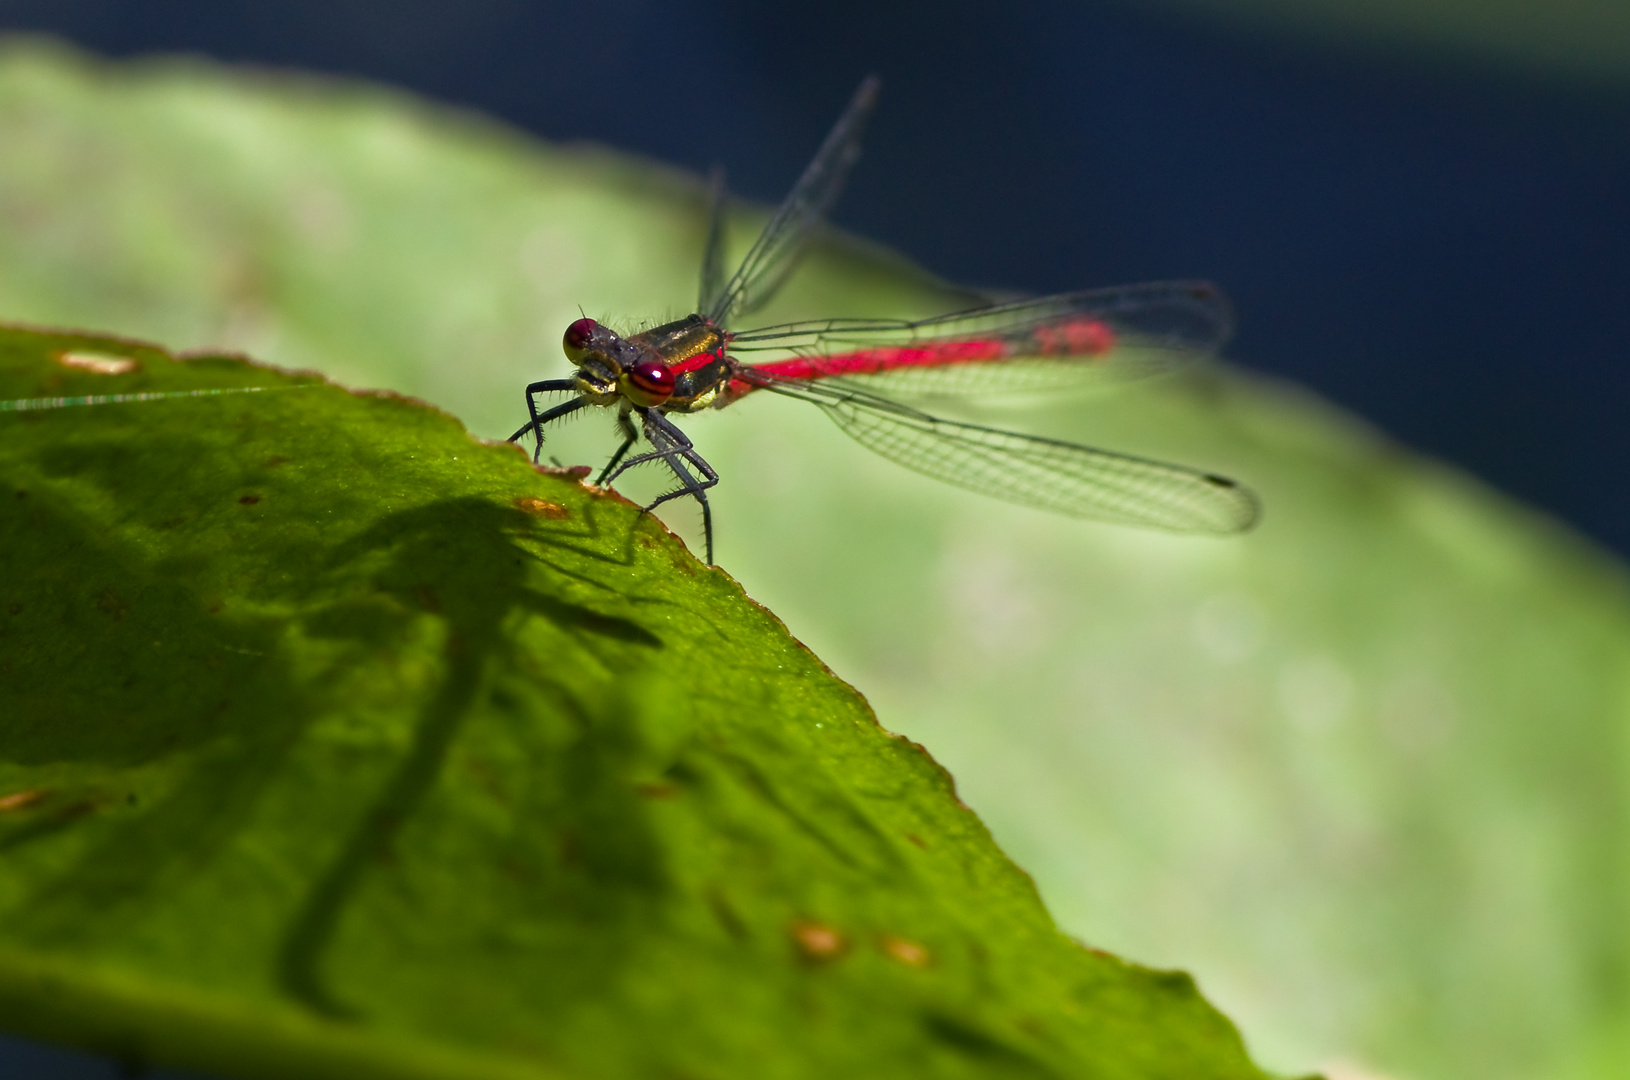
[1136,0,1630,84]
[0,16,1628,1080]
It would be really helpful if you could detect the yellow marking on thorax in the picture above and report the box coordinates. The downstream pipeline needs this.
[632,319,723,364]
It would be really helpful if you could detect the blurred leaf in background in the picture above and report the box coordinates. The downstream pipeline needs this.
[0,38,1627,1080]
[1127,0,1630,85]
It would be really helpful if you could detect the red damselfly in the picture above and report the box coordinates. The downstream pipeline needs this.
[511,77,1261,565]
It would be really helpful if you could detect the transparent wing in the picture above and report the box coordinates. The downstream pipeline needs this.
[707,76,880,324]
[730,280,1232,397]
[745,372,1259,534]
[697,166,730,316]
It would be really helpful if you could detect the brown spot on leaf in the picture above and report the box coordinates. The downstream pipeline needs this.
[95,588,127,620]
[706,889,748,940]
[238,494,261,505]
[52,800,97,822]
[0,790,47,812]
[465,759,509,806]
[57,351,137,375]
[791,920,847,961]
[880,936,931,967]
[496,857,531,883]
[905,833,926,849]
[635,782,676,799]
[513,496,569,519]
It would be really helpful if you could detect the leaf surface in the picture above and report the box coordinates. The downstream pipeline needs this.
[0,324,1269,1080]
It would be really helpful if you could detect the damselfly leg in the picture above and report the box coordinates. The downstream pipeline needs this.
[602,408,720,562]
[508,379,583,462]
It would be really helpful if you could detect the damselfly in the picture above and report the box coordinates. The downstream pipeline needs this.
[512,78,1260,564]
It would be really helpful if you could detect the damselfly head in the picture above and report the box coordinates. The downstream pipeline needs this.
[562,317,600,362]
[562,317,644,377]
[562,318,638,401]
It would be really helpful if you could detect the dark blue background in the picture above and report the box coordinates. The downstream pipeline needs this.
[2,1,1628,1075]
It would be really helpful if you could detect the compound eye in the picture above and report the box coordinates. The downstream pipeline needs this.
[563,318,599,361]
[622,360,675,407]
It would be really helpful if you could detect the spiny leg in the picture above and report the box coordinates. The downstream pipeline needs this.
[602,411,710,483]
[516,397,588,464]
[596,408,640,486]
[644,452,718,565]
[507,379,583,462]
[606,409,720,563]
[602,411,717,489]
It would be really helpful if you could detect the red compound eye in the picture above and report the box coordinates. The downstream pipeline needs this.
[563,318,599,360]
[622,360,675,407]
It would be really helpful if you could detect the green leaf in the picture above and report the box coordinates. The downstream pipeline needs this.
[0,325,1270,1079]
